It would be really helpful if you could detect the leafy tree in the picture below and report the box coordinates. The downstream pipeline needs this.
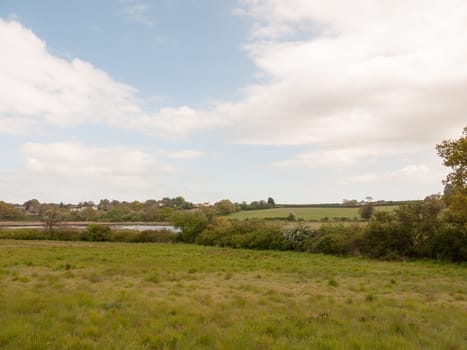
[0,201,22,220]
[23,199,41,214]
[362,212,412,259]
[101,203,132,221]
[129,201,144,212]
[395,195,444,256]
[77,207,99,221]
[359,203,374,220]
[97,199,111,211]
[86,224,111,241]
[173,196,193,209]
[436,127,467,224]
[267,197,276,207]
[156,207,174,221]
[342,199,358,206]
[214,199,236,215]
[143,203,159,221]
[41,206,66,232]
[169,211,208,242]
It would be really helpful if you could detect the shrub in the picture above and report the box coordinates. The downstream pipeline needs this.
[49,228,86,241]
[108,229,138,242]
[431,224,467,262]
[362,212,413,259]
[86,224,111,241]
[282,224,316,251]
[310,234,347,255]
[134,229,177,243]
[359,204,374,220]
[196,219,284,250]
[170,211,209,243]
[0,228,48,240]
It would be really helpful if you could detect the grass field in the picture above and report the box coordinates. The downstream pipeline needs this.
[227,206,399,220]
[0,240,466,349]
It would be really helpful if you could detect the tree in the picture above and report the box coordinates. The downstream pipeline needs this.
[97,199,111,211]
[436,127,467,224]
[0,201,22,220]
[395,195,444,256]
[267,197,276,207]
[214,199,236,215]
[78,207,99,221]
[143,203,159,221]
[342,199,358,206]
[169,211,208,243]
[23,199,41,214]
[41,206,65,232]
[86,224,111,241]
[359,203,374,220]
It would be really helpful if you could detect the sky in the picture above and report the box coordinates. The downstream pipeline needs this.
[0,0,466,204]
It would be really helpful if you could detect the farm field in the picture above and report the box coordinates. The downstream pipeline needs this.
[0,240,465,349]
[227,206,399,220]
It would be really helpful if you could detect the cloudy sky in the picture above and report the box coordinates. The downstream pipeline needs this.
[0,0,465,204]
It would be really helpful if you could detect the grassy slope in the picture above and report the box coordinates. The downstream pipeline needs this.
[0,240,466,349]
[227,205,399,220]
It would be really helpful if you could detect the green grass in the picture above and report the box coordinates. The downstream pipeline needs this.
[227,206,398,220]
[0,240,466,349]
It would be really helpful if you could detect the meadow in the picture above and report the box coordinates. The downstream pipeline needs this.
[0,240,465,349]
[226,206,399,220]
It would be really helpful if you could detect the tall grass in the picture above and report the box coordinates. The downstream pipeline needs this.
[0,240,465,349]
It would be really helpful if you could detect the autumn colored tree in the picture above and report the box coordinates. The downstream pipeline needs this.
[436,127,466,224]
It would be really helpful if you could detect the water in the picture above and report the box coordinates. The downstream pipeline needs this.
[114,225,180,232]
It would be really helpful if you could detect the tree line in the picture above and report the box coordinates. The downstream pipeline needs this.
[169,127,467,262]
[0,127,465,262]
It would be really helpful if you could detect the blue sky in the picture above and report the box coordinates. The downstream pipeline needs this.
[0,1,465,204]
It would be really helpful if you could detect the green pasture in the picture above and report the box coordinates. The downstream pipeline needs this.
[0,240,465,349]
[227,206,399,220]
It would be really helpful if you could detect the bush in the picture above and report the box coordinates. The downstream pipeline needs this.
[196,219,284,250]
[0,228,48,240]
[108,229,138,242]
[86,224,111,241]
[310,234,347,255]
[170,211,209,243]
[359,204,374,220]
[282,224,316,251]
[134,229,177,243]
[49,228,86,241]
[431,225,467,262]
[362,213,413,259]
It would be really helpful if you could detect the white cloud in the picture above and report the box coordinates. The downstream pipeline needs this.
[348,164,434,183]
[2,2,466,174]
[0,19,223,138]
[160,149,205,159]
[274,147,405,168]
[20,142,173,184]
[223,0,467,163]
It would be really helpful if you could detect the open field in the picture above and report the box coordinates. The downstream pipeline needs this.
[0,240,465,349]
[227,206,399,220]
